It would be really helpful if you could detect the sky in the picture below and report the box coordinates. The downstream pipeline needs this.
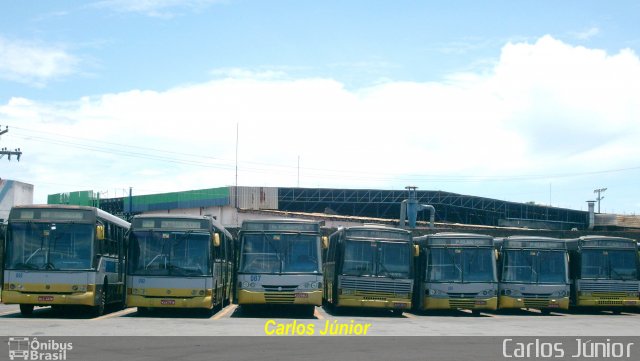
[1,1,640,214]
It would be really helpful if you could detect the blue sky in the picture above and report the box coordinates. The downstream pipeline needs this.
[1,1,640,214]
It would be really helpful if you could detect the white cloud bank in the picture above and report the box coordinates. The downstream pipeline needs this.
[0,36,78,86]
[2,35,640,210]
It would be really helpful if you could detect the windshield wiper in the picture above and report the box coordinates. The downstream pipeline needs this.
[376,260,397,279]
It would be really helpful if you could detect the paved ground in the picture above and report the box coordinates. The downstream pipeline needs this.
[1,303,639,336]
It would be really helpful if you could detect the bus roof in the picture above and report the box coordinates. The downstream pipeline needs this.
[502,236,566,250]
[334,225,411,242]
[131,214,232,238]
[241,218,321,232]
[578,235,637,249]
[9,204,130,229]
[419,233,494,247]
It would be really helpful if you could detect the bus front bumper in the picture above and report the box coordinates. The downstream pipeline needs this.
[237,290,322,306]
[2,290,96,306]
[499,295,569,310]
[337,295,412,310]
[423,297,497,311]
[127,294,213,309]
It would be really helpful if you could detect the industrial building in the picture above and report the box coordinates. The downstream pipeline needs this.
[0,179,33,221]
[48,186,593,231]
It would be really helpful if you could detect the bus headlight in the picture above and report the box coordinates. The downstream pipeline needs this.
[249,282,256,288]
[242,282,249,288]
[428,289,445,296]
[199,290,205,296]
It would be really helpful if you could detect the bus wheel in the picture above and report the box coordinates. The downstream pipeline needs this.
[20,304,34,316]
[93,285,107,317]
[540,309,551,315]
[612,309,622,315]
[391,309,404,317]
[472,309,482,317]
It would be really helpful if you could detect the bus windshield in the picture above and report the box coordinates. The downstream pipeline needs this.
[240,233,320,274]
[581,249,638,280]
[128,230,212,276]
[427,248,494,283]
[502,250,567,284]
[342,240,411,279]
[5,222,94,270]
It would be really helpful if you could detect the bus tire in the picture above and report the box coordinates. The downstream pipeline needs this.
[20,304,34,316]
[540,309,551,315]
[93,283,107,317]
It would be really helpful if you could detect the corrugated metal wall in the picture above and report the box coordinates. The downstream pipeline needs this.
[230,186,278,210]
[47,190,98,206]
[125,187,230,213]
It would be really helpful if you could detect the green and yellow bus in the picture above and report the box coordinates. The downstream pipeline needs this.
[126,214,234,314]
[236,219,325,315]
[324,225,416,314]
[2,205,130,316]
[414,233,497,314]
[497,236,570,313]
[568,236,639,311]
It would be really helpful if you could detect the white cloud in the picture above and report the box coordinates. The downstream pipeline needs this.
[0,36,79,86]
[572,27,600,40]
[2,35,640,211]
[91,0,224,17]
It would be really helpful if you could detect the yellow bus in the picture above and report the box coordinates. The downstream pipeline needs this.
[2,205,130,316]
[568,236,639,311]
[323,225,416,314]
[414,233,497,315]
[235,219,325,315]
[497,236,570,313]
[126,214,234,314]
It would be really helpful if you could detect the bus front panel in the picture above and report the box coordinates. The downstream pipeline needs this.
[236,274,322,306]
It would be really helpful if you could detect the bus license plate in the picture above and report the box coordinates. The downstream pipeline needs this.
[295,293,308,298]
[475,300,487,306]
[38,296,54,302]
[548,303,559,308]
[394,303,407,309]
[160,299,176,305]
[623,301,636,306]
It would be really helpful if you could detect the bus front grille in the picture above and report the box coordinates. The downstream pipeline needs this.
[580,281,639,293]
[449,299,476,308]
[524,299,550,308]
[340,278,412,296]
[264,292,295,304]
[597,300,623,305]
[592,292,628,298]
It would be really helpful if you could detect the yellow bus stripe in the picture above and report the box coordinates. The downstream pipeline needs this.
[211,304,237,320]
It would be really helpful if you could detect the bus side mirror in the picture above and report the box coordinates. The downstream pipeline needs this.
[413,244,420,257]
[96,225,105,241]
[213,233,221,247]
[321,236,329,249]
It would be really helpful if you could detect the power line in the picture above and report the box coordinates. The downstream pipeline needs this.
[7,123,640,183]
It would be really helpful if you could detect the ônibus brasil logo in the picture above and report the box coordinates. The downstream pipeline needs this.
[7,337,73,360]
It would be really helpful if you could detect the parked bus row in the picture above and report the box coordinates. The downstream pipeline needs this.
[1,205,639,317]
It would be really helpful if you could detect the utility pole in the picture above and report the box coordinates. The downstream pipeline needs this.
[594,187,607,213]
[0,125,23,161]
